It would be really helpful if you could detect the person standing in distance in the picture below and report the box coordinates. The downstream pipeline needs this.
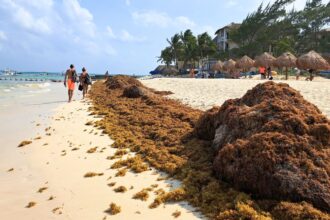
[64,64,77,102]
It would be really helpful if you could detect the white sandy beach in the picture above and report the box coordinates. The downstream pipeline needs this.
[0,91,203,220]
[142,78,330,118]
[2,77,330,220]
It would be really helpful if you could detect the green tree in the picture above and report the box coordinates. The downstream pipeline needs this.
[180,30,198,69]
[166,34,183,68]
[230,0,295,57]
[197,32,217,60]
[158,47,173,67]
[295,0,330,53]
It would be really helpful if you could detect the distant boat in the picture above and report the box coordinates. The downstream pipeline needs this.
[0,68,17,75]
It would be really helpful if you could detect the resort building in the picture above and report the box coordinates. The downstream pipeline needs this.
[213,22,241,52]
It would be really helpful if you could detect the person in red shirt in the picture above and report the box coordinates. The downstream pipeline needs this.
[259,67,266,79]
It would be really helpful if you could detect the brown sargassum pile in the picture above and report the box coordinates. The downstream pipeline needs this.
[90,76,330,219]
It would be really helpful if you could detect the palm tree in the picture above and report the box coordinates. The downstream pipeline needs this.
[167,34,182,69]
[180,30,198,69]
[157,47,173,67]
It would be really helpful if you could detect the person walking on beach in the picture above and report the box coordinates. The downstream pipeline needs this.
[259,66,266,79]
[64,64,77,103]
[79,67,91,99]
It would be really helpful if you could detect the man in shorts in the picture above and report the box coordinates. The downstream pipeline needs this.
[64,64,77,102]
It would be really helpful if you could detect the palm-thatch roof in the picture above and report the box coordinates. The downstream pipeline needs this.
[322,53,330,64]
[211,61,223,71]
[223,59,236,71]
[296,50,330,70]
[150,65,178,75]
[254,52,276,67]
[236,55,255,69]
[275,52,297,68]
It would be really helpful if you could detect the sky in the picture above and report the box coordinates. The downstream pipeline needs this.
[0,0,328,75]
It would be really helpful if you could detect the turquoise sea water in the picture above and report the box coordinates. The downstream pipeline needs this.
[0,73,66,110]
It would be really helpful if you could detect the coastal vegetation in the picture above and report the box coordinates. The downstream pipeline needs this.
[158,0,330,69]
[90,76,330,219]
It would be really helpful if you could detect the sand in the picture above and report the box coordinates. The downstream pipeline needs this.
[0,98,204,220]
[142,78,330,118]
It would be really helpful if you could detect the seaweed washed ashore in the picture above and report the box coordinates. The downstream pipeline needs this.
[90,76,330,219]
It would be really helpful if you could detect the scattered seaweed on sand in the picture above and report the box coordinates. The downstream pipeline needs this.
[26,202,36,208]
[85,121,93,126]
[89,77,330,219]
[110,156,148,173]
[172,210,181,218]
[52,207,62,215]
[48,196,55,200]
[87,147,98,153]
[72,147,79,151]
[37,187,48,193]
[7,168,14,172]
[84,172,104,178]
[115,168,127,177]
[18,140,32,148]
[114,186,127,193]
[133,189,150,201]
[108,182,116,187]
[149,188,186,209]
[43,143,48,146]
[34,136,42,140]
[105,203,121,215]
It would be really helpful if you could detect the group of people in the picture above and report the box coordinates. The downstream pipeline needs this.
[64,64,91,102]
[259,66,273,80]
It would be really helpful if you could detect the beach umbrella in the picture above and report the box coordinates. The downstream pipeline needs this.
[236,55,255,69]
[297,50,330,81]
[254,52,276,68]
[322,53,330,64]
[161,66,179,75]
[223,59,236,71]
[211,61,223,72]
[275,52,297,80]
[236,55,255,78]
[297,50,329,70]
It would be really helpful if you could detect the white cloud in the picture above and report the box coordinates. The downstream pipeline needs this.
[0,31,7,41]
[132,10,195,29]
[125,0,131,6]
[106,26,116,39]
[226,0,238,8]
[63,0,96,37]
[1,0,52,34]
[120,30,145,42]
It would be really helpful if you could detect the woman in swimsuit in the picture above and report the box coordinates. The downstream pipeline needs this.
[79,67,90,99]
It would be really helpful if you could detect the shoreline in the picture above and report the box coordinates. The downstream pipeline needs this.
[1,97,204,219]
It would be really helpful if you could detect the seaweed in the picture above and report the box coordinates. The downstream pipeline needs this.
[105,203,121,215]
[18,140,32,148]
[114,186,127,193]
[84,172,104,178]
[133,189,149,201]
[89,77,330,219]
[26,202,36,208]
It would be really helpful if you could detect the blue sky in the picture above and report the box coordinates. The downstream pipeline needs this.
[0,0,326,74]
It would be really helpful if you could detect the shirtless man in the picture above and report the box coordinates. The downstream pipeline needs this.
[64,64,77,102]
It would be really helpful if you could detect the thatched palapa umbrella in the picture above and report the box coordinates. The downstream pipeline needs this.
[223,59,236,71]
[223,59,237,78]
[254,52,276,68]
[236,55,255,78]
[211,61,223,72]
[322,53,330,64]
[275,52,297,80]
[297,50,330,81]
